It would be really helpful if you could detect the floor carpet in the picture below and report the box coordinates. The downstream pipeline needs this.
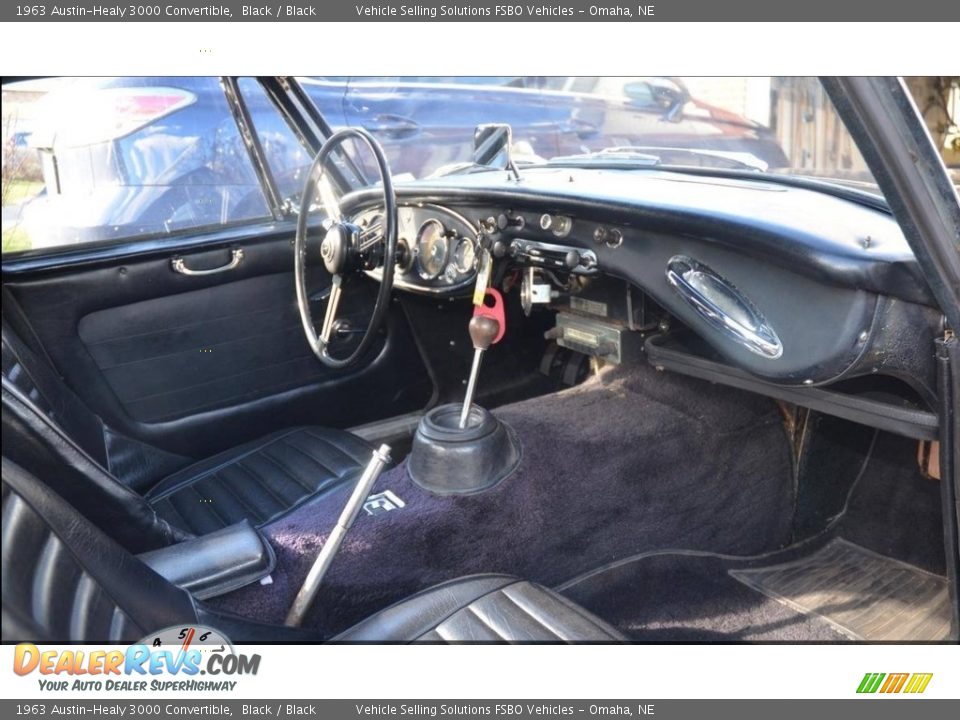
[209,361,795,637]
[559,550,851,642]
[560,429,950,642]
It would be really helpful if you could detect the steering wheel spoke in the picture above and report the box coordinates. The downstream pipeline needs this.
[319,274,343,347]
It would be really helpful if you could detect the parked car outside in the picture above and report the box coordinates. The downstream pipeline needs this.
[4,76,791,252]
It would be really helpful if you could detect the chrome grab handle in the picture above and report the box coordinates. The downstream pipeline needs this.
[171,248,244,276]
[665,255,783,359]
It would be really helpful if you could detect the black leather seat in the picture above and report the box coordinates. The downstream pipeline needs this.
[1,321,372,551]
[334,575,625,642]
[1,458,625,643]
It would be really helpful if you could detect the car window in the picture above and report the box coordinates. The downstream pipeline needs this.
[307,76,881,189]
[2,77,272,256]
[237,77,316,203]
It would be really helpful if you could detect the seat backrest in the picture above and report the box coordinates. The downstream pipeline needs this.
[1,457,198,643]
[2,320,108,465]
[1,322,191,552]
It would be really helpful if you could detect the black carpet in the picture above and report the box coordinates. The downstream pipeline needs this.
[210,362,795,637]
[837,432,945,575]
[559,551,850,642]
[560,425,948,642]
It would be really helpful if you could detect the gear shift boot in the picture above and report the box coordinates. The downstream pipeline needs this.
[408,403,520,495]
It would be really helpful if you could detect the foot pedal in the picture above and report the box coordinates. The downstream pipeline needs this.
[539,341,590,387]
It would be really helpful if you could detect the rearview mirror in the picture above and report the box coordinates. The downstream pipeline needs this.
[473,123,521,181]
[473,123,514,168]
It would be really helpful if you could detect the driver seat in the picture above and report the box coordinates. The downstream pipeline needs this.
[1,320,374,553]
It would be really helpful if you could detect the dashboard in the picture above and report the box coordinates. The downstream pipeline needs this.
[346,166,943,429]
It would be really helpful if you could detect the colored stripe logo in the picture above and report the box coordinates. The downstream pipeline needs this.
[857,672,933,694]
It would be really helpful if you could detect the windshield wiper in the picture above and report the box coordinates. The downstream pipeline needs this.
[546,146,768,172]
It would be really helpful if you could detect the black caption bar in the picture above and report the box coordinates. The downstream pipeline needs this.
[2,700,957,719]
[2,0,957,22]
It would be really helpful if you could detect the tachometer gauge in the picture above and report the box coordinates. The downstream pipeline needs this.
[453,238,477,274]
[416,219,448,280]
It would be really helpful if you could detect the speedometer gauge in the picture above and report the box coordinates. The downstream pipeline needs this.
[416,219,449,280]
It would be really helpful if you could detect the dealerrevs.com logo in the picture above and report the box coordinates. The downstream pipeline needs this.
[12,625,260,692]
[857,672,933,694]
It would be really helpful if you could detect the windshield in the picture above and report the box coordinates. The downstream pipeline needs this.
[304,76,886,192]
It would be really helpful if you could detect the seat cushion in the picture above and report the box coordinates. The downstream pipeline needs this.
[334,574,626,643]
[147,427,373,535]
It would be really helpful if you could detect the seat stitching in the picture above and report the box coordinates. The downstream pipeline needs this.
[463,604,510,641]
[7,488,150,638]
[401,579,520,641]
[150,496,190,530]
[209,465,271,523]
[257,450,317,494]
[191,481,229,528]
[68,570,94,642]
[496,587,566,640]
[250,469,363,527]
[231,461,291,511]
[278,439,339,480]
[532,587,621,637]
[147,428,303,500]
[300,430,368,465]
[224,463,286,523]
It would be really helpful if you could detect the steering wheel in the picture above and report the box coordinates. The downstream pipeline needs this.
[294,128,397,369]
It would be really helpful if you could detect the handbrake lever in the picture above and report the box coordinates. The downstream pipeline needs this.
[285,443,392,627]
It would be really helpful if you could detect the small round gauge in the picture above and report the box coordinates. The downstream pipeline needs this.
[452,238,477,274]
[416,219,449,280]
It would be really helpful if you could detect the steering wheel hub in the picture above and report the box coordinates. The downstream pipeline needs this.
[320,222,356,275]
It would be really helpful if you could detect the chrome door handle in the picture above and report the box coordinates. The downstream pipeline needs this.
[666,255,783,359]
[172,248,244,276]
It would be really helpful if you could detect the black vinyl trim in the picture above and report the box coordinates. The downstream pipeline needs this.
[645,333,939,441]
[935,336,960,639]
[823,77,960,330]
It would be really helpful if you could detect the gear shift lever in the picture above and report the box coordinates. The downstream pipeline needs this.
[459,315,500,428]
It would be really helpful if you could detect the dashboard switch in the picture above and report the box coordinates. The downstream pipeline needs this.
[539,213,571,237]
[497,213,525,231]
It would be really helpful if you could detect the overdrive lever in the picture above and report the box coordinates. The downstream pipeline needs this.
[459,315,500,429]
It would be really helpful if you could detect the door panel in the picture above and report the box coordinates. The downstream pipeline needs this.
[5,231,433,458]
[78,272,325,423]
